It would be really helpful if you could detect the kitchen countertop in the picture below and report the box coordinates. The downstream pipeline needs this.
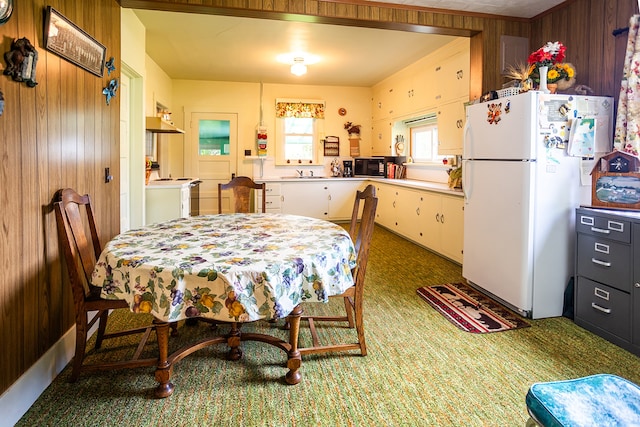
[255,176,463,197]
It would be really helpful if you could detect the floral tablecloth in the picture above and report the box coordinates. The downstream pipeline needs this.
[93,214,356,323]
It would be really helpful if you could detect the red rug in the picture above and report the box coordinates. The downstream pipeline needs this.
[416,282,530,333]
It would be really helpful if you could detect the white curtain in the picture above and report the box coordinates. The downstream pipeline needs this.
[614,15,640,156]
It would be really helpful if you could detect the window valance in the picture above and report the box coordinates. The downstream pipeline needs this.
[275,99,325,119]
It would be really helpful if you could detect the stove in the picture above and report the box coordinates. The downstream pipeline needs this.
[145,178,202,217]
[147,178,198,186]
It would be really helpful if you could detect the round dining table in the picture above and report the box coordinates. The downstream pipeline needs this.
[92,213,357,397]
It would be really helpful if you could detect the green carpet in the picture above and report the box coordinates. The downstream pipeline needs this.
[17,225,640,426]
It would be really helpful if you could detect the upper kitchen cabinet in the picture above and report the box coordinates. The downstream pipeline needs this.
[371,38,470,122]
[430,47,470,106]
[437,97,467,155]
[371,119,393,156]
[372,80,401,121]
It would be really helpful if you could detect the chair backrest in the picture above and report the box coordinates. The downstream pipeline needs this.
[54,188,102,302]
[218,176,266,214]
[348,184,378,288]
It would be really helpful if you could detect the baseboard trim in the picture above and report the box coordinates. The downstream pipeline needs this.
[0,327,75,426]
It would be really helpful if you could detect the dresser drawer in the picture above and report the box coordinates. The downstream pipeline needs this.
[576,277,631,340]
[577,234,631,292]
[576,212,630,243]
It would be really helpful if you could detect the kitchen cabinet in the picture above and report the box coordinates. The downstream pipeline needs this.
[371,39,469,124]
[372,80,402,121]
[374,182,463,263]
[257,182,282,212]
[431,49,470,105]
[280,182,329,218]
[373,183,398,229]
[439,195,464,263]
[259,179,364,221]
[328,181,365,219]
[574,208,640,356]
[371,119,393,156]
[437,97,466,155]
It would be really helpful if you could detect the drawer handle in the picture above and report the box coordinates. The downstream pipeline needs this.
[591,258,611,267]
[590,226,610,234]
[591,303,611,314]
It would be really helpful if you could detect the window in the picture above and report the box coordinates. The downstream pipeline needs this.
[282,117,314,160]
[410,121,444,163]
[275,99,324,165]
[198,119,230,156]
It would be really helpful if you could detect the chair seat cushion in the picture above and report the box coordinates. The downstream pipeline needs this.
[526,374,640,427]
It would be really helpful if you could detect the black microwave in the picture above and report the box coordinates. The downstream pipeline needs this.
[354,156,406,177]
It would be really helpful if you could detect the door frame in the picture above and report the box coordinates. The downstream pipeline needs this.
[121,62,146,230]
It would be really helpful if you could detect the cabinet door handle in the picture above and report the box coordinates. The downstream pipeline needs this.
[636,283,640,288]
[590,227,610,234]
[591,303,611,314]
[440,214,445,224]
[435,213,440,223]
[416,207,420,216]
[393,201,396,208]
[591,258,611,267]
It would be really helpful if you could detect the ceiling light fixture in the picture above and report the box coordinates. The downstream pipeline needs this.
[290,57,307,76]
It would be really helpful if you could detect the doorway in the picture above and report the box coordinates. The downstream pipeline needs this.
[185,112,238,214]
[120,64,145,231]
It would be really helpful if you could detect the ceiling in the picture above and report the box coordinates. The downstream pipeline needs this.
[132,0,566,87]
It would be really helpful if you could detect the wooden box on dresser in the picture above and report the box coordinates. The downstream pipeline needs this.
[575,207,640,356]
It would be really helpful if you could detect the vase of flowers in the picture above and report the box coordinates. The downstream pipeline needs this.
[527,41,575,93]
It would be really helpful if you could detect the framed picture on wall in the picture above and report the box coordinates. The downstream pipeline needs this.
[44,6,106,77]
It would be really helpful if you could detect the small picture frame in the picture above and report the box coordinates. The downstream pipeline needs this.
[44,6,106,77]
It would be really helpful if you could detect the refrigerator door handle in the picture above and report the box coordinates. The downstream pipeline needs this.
[463,117,471,159]
[462,160,471,202]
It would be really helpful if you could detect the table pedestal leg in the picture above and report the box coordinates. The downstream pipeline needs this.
[285,304,302,385]
[153,320,174,398]
[226,322,243,360]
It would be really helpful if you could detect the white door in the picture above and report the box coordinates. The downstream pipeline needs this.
[119,73,131,232]
[462,159,535,313]
[186,112,238,215]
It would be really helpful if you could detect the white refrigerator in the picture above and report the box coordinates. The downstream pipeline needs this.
[462,91,614,319]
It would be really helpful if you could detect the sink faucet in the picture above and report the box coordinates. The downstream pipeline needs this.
[296,169,303,177]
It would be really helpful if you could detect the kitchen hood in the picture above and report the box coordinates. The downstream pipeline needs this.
[145,117,185,134]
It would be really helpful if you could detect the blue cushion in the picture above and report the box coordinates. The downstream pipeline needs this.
[526,374,640,427]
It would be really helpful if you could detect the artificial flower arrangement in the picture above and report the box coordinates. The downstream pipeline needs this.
[527,41,576,90]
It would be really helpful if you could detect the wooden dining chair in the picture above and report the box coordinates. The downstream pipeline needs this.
[54,188,164,381]
[218,176,266,214]
[298,184,378,356]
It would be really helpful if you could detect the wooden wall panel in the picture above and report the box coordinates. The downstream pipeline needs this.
[530,0,639,100]
[0,0,121,394]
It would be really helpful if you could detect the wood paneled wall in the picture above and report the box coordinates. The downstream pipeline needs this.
[0,0,121,394]
[2,0,638,399]
[530,0,638,100]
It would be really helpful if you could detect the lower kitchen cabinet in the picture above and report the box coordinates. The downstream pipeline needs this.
[574,207,640,356]
[374,182,463,263]
[258,179,364,221]
[281,182,329,218]
[257,183,282,212]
